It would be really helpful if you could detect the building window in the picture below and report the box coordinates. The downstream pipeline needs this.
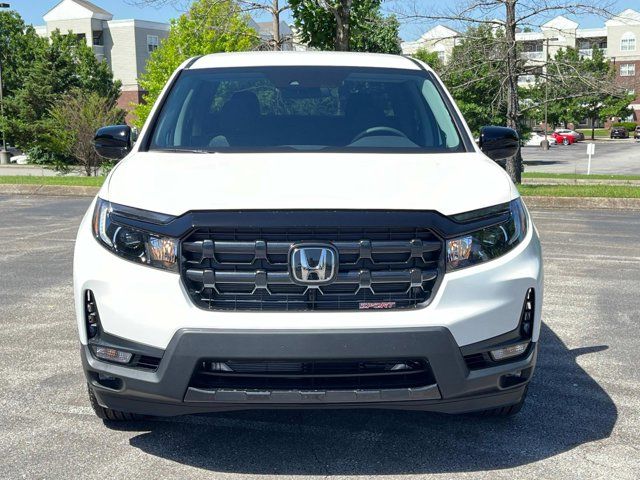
[92,30,103,46]
[621,64,636,77]
[621,32,636,52]
[147,35,159,53]
[437,50,446,62]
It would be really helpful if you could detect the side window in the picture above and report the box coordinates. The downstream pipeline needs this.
[147,35,159,53]
[621,63,636,77]
[621,32,636,52]
[421,80,460,149]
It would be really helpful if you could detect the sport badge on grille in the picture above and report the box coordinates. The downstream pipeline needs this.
[289,244,338,286]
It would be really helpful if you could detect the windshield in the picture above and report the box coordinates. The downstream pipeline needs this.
[148,66,465,153]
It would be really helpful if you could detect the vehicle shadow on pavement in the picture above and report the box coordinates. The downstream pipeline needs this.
[114,323,616,475]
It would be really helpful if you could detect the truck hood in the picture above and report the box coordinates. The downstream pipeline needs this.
[104,152,516,217]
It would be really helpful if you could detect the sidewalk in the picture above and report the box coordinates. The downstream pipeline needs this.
[0,164,86,176]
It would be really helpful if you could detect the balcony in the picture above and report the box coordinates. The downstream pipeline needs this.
[518,75,537,85]
[523,51,544,60]
[579,48,607,59]
[92,45,105,60]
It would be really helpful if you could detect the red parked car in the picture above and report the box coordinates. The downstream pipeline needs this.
[551,131,576,145]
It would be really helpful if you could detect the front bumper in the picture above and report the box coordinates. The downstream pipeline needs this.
[84,327,536,416]
[74,201,543,350]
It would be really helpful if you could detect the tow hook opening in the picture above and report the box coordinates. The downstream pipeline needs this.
[499,367,533,389]
[89,371,124,391]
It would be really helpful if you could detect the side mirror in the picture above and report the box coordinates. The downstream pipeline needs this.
[479,126,520,163]
[93,125,132,161]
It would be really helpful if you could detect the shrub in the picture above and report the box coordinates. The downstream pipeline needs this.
[612,122,638,131]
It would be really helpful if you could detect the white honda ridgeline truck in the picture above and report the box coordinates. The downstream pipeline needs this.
[75,52,542,420]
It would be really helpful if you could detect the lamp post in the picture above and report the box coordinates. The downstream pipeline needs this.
[540,37,558,151]
[0,2,11,165]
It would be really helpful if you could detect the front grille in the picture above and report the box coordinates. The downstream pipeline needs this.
[180,227,443,311]
[190,358,435,391]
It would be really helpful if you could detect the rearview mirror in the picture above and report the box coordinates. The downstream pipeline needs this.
[93,125,132,161]
[479,126,520,163]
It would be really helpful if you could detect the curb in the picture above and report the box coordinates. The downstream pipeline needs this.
[2,184,639,211]
[523,196,640,210]
[0,184,100,196]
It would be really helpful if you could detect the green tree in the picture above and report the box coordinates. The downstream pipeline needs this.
[47,89,125,176]
[4,30,120,150]
[0,11,46,97]
[412,48,443,74]
[440,26,508,135]
[289,0,399,53]
[526,46,631,139]
[132,0,257,128]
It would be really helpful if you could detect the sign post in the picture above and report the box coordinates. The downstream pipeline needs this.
[586,143,595,175]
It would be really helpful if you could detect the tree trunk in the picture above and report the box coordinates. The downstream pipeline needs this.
[504,0,522,184]
[272,0,280,51]
[334,0,351,51]
[591,118,596,140]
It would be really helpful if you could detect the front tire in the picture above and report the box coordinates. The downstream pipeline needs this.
[87,383,142,421]
[563,138,569,145]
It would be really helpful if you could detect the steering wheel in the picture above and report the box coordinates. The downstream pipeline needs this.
[350,126,408,144]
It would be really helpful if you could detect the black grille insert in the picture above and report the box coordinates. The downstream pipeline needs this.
[191,359,435,391]
[180,227,443,311]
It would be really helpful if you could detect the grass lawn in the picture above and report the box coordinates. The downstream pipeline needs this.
[0,176,105,186]
[522,172,640,181]
[576,128,610,138]
[518,184,640,198]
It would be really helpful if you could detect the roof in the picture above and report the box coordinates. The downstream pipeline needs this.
[576,27,607,38]
[190,51,423,71]
[541,15,579,31]
[419,25,460,41]
[606,9,640,27]
[106,19,170,31]
[43,0,113,22]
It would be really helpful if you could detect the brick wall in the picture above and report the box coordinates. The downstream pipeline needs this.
[615,59,640,124]
[117,90,145,125]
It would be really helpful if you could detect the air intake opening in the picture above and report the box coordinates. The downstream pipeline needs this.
[520,288,535,340]
[190,358,436,391]
[84,290,101,339]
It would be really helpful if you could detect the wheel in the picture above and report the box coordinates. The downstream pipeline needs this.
[562,138,569,145]
[87,383,142,421]
[478,386,528,417]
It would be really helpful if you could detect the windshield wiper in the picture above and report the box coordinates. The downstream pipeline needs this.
[152,148,214,154]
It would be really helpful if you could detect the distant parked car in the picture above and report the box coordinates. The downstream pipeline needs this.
[555,128,584,141]
[524,132,557,147]
[610,126,629,139]
[634,126,640,141]
[10,154,29,165]
[551,131,576,145]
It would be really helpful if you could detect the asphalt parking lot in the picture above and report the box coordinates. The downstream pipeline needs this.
[1,195,639,479]
[522,139,640,175]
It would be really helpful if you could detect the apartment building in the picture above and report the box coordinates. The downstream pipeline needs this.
[402,9,640,123]
[35,0,169,113]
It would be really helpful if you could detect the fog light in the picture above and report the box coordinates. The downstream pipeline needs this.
[93,346,133,364]
[490,341,529,361]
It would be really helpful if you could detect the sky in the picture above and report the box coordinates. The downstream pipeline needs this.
[9,0,639,42]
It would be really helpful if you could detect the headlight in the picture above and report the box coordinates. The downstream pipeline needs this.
[446,198,528,272]
[92,197,178,272]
